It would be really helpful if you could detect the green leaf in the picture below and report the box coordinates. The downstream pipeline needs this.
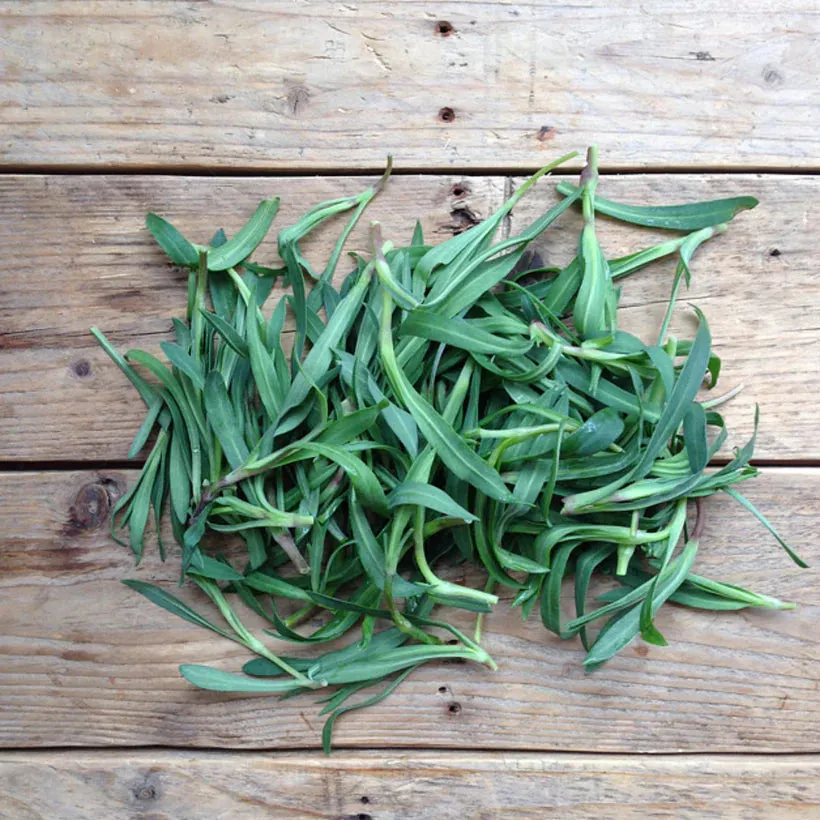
[267,296,288,352]
[283,441,388,516]
[635,312,711,478]
[168,430,191,523]
[573,543,616,651]
[187,552,244,581]
[348,502,427,598]
[313,643,490,686]
[123,580,234,639]
[400,311,531,356]
[91,327,160,408]
[683,572,795,610]
[556,183,758,230]
[127,396,163,459]
[315,401,387,447]
[180,665,309,693]
[182,508,210,572]
[415,156,572,285]
[584,538,699,669]
[562,407,623,458]
[172,318,192,350]
[573,225,613,339]
[211,496,313,529]
[207,199,280,271]
[243,656,313,677]
[282,263,373,416]
[204,371,250,470]
[724,487,808,567]
[125,350,202,493]
[160,341,205,390]
[246,294,283,422]
[151,442,168,561]
[541,542,578,636]
[322,666,419,754]
[379,295,510,503]
[145,213,199,267]
[388,481,478,522]
[683,402,708,473]
[244,571,313,602]
[200,309,249,358]
[127,440,164,563]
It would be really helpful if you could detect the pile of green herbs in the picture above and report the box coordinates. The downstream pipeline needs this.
[92,148,804,751]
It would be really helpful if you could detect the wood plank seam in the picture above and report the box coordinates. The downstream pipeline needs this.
[0,745,818,757]
[2,166,820,177]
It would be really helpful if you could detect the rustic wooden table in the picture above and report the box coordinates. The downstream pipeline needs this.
[1,2,818,817]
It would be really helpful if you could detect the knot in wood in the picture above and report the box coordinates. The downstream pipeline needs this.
[63,476,124,535]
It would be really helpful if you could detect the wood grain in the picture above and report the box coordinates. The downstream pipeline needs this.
[1,467,816,751]
[1,173,817,461]
[1,750,818,819]
[1,1,817,170]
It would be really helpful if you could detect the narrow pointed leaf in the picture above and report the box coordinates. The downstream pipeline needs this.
[207,199,280,271]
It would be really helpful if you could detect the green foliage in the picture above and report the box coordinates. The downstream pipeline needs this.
[93,149,802,752]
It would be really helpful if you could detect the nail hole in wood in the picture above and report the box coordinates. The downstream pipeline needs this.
[72,359,91,377]
[435,20,455,36]
[438,106,455,123]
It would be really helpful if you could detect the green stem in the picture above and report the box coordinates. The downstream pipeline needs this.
[227,266,253,304]
[474,577,497,644]
[227,267,268,329]
[656,267,686,346]
[616,510,641,575]
[195,578,316,685]
[412,508,499,606]
[581,145,599,224]
[191,251,209,364]
[284,603,318,628]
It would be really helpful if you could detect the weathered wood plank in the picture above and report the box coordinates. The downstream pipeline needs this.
[0,467,816,751]
[1,1,817,170]
[1,174,817,460]
[1,750,818,819]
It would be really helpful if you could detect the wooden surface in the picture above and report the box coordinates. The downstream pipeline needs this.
[1,750,818,819]
[1,1,818,815]
[1,2,818,171]
[2,173,818,461]
[1,468,816,751]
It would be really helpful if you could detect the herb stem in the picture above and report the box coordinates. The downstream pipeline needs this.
[190,250,208,365]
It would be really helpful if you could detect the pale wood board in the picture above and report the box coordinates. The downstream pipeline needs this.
[1,750,819,819]
[1,467,816,751]
[1,2,817,170]
[1,173,817,461]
